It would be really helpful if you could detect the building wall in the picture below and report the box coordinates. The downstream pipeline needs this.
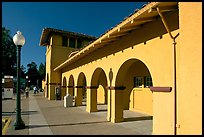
[45,46,51,99]
[44,2,202,135]
[125,62,153,115]
[97,72,108,104]
[177,2,202,134]
[50,35,76,68]
[46,34,76,100]
[130,88,153,115]
[50,34,62,47]
[41,79,46,92]
[60,9,179,134]
[97,85,106,104]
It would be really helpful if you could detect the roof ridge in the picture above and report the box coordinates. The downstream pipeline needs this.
[43,27,97,39]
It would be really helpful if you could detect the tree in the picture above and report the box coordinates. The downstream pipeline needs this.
[26,62,39,86]
[20,65,26,78]
[25,62,45,88]
[2,27,17,78]
[38,62,46,79]
[38,62,46,88]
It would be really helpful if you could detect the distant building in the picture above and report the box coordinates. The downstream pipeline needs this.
[2,75,14,99]
[40,27,97,99]
[39,2,202,135]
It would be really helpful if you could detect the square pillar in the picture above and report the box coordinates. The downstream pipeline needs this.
[107,87,111,121]
[75,86,83,106]
[86,86,98,112]
[108,86,125,123]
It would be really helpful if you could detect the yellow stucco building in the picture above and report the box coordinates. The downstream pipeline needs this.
[39,2,202,135]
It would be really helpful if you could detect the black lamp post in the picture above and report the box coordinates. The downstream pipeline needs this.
[13,31,25,130]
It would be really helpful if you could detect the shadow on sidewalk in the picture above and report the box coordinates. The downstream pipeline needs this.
[2,110,38,116]
[124,116,153,122]
[21,110,38,115]
[28,120,109,129]
[2,112,15,116]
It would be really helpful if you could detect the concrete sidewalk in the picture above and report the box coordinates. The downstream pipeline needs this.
[4,91,152,135]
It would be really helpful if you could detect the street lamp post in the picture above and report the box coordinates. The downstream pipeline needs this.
[13,31,26,130]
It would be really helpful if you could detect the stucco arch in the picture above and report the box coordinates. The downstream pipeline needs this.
[116,59,152,86]
[45,73,49,98]
[91,68,106,86]
[111,58,153,122]
[86,67,108,112]
[61,76,67,100]
[91,68,108,104]
[68,75,75,96]
[75,72,87,106]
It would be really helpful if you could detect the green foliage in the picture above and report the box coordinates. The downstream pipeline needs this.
[38,62,46,88]
[26,62,39,86]
[26,62,45,88]
[2,27,46,89]
[38,62,46,79]
[2,27,17,77]
[2,27,46,88]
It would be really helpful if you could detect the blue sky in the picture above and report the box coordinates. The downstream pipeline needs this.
[2,2,147,71]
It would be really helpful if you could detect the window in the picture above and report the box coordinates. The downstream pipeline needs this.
[69,37,76,48]
[133,77,143,88]
[77,39,82,49]
[62,36,68,47]
[144,76,153,87]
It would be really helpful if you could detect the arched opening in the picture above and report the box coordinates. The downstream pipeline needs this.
[89,68,108,112]
[68,75,74,96]
[61,77,67,100]
[97,85,107,104]
[114,59,153,124]
[46,73,49,98]
[76,72,87,106]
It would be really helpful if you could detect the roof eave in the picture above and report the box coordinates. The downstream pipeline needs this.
[39,27,97,46]
[54,2,178,71]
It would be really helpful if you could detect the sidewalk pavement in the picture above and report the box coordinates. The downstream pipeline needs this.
[4,91,152,135]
